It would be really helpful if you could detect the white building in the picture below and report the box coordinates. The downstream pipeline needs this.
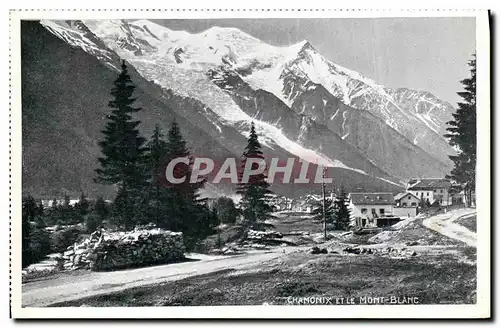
[406,178,454,206]
[349,192,396,228]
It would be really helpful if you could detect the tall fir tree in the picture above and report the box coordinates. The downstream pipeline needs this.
[332,188,351,231]
[237,122,272,225]
[144,124,170,227]
[95,60,148,229]
[163,121,210,245]
[444,55,476,206]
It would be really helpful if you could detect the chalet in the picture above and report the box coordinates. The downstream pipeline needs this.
[394,192,420,207]
[349,192,396,228]
[393,192,419,217]
[406,178,456,206]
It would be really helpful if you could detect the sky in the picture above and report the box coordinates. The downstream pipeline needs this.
[155,18,476,105]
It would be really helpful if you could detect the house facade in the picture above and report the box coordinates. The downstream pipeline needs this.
[349,192,395,228]
[406,178,454,206]
[393,192,419,217]
[394,192,420,207]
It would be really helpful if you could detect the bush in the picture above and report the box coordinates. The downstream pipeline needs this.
[85,213,103,233]
[52,226,83,253]
[213,197,239,224]
[26,228,52,265]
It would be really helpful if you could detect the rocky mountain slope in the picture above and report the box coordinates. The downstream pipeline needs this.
[22,19,458,198]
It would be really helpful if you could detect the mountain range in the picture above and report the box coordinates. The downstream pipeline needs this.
[21,19,457,199]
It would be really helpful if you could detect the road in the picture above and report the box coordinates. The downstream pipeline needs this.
[422,208,477,247]
[22,246,304,307]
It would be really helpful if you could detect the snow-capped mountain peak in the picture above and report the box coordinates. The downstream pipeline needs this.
[37,19,457,194]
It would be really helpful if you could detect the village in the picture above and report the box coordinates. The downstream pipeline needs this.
[268,177,473,230]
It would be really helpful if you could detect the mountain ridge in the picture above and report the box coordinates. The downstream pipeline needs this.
[22,19,459,199]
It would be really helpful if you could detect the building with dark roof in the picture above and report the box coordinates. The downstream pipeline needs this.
[405,178,462,206]
[348,192,397,228]
[394,192,420,207]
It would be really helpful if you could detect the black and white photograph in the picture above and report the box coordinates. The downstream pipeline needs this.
[9,9,490,319]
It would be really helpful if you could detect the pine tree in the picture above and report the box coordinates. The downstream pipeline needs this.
[163,121,208,243]
[237,122,272,226]
[85,196,110,233]
[214,197,239,224]
[22,195,52,267]
[22,196,36,267]
[311,198,334,223]
[333,188,351,231]
[93,196,110,221]
[36,201,45,217]
[144,125,170,227]
[77,192,90,217]
[95,60,148,229]
[52,195,73,225]
[445,55,476,207]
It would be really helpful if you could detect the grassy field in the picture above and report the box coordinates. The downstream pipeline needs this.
[455,215,477,233]
[52,245,476,307]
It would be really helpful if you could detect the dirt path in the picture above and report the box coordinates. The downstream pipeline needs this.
[22,246,305,307]
[422,208,477,247]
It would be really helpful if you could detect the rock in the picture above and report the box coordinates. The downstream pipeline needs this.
[405,241,419,246]
[343,247,361,255]
[223,247,237,255]
[75,249,86,255]
[411,251,418,256]
[310,246,321,254]
[320,248,328,254]
[247,230,283,240]
[63,250,74,257]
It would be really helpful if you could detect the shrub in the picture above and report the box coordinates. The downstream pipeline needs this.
[85,213,103,233]
[52,226,83,253]
[26,228,52,264]
[213,197,239,224]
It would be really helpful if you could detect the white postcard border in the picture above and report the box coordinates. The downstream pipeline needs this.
[9,8,490,319]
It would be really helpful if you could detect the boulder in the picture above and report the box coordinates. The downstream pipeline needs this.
[310,246,321,254]
[310,247,327,254]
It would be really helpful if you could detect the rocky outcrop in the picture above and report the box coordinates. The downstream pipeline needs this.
[62,228,185,271]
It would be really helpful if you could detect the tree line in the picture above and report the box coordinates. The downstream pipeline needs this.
[21,193,111,267]
[94,61,270,245]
